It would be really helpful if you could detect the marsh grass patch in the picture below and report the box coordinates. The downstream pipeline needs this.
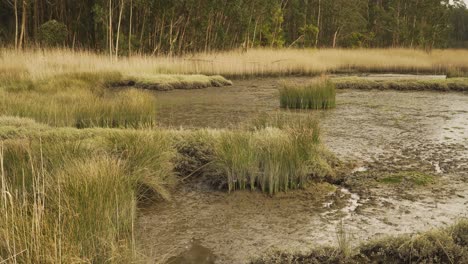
[0,72,157,128]
[280,77,336,110]
[335,77,468,92]
[117,74,233,91]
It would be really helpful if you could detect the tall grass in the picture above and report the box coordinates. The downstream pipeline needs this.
[0,146,137,263]
[0,72,157,128]
[0,116,339,262]
[2,48,468,78]
[0,119,176,263]
[280,78,336,109]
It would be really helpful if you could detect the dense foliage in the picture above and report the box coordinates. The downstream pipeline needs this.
[37,19,68,46]
[0,0,467,54]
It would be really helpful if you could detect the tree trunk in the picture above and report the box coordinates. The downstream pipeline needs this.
[128,0,132,56]
[315,0,321,47]
[18,0,27,49]
[169,16,174,56]
[138,9,147,54]
[109,0,113,59]
[33,0,38,42]
[252,20,257,48]
[115,0,124,60]
[333,28,340,48]
[14,0,18,49]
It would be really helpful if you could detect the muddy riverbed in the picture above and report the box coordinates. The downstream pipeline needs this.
[137,76,468,263]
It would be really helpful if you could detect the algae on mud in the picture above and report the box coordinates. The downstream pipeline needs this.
[378,171,436,186]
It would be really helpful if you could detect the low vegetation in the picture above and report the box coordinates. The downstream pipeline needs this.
[0,118,175,263]
[280,78,336,109]
[1,48,466,263]
[0,71,232,128]
[0,115,338,262]
[116,74,232,91]
[335,77,468,92]
[253,219,468,264]
[0,72,157,128]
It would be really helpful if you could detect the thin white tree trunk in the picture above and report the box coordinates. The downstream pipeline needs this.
[14,0,18,49]
[18,0,26,49]
[128,0,132,56]
[315,0,321,47]
[115,0,124,60]
[109,0,113,59]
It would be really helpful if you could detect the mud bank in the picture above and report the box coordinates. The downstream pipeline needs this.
[137,77,467,263]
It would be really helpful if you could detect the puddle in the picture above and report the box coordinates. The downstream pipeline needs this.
[138,77,468,263]
[321,188,361,221]
[167,240,216,264]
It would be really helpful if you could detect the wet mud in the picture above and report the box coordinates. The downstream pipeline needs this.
[137,76,468,263]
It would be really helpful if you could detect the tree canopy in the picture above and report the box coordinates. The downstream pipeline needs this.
[0,0,467,55]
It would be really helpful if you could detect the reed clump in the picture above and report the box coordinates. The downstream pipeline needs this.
[215,127,332,194]
[0,150,139,263]
[280,78,336,109]
[0,117,176,263]
[173,115,337,194]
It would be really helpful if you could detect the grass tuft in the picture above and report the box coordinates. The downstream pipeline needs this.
[280,77,336,109]
[214,121,335,194]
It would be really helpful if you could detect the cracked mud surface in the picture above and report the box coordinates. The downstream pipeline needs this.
[137,76,468,263]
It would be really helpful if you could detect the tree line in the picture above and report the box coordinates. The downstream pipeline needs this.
[1,0,467,56]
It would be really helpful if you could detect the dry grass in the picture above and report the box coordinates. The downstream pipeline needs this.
[121,74,232,91]
[2,48,468,79]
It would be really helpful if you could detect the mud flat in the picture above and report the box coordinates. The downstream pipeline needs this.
[138,77,468,263]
